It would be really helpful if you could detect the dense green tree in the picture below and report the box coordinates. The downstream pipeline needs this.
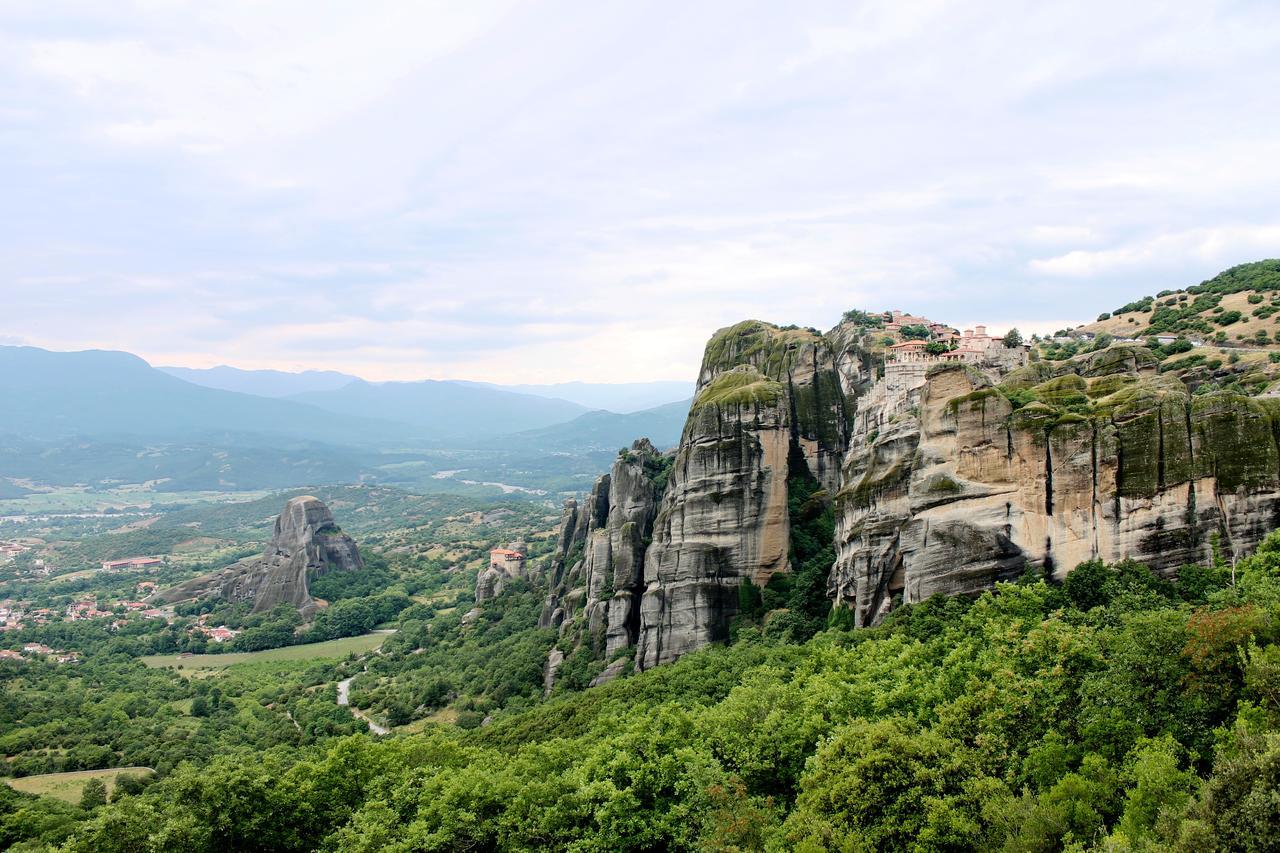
[782,718,1011,850]
[78,779,107,811]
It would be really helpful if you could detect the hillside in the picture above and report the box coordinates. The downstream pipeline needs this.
[11,516,1280,851]
[492,398,690,452]
[1074,259,1280,345]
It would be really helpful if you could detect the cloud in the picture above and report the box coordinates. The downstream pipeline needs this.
[1030,225,1280,278]
[2,1,1280,382]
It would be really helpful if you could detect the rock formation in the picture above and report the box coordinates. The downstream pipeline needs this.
[557,310,1280,678]
[476,541,529,604]
[830,347,1280,626]
[634,322,855,669]
[474,567,506,604]
[152,495,363,618]
[540,439,668,677]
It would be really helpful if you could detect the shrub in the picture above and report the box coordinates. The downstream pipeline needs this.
[79,779,107,810]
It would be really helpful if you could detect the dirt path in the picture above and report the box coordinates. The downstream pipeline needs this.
[337,674,389,736]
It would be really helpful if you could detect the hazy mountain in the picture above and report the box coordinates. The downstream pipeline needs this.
[494,399,691,452]
[0,346,411,446]
[460,380,693,413]
[159,365,362,397]
[160,367,691,414]
[288,380,590,438]
[0,346,688,493]
[0,435,382,492]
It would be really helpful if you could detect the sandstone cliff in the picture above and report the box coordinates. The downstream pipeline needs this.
[830,345,1280,626]
[634,321,857,670]
[153,495,363,618]
[547,310,1280,678]
[539,439,668,681]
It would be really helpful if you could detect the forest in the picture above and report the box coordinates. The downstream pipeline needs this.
[5,524,1280,850]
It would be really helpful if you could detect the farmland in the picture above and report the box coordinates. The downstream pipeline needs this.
[140,630,392,670]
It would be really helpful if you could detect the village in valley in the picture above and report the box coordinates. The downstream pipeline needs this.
[0,546,253,663]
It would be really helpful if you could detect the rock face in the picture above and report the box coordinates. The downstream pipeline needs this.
[540,439,668,662]
[475,568,506,604]
[549,315,1280,679]
[153,496,363,618]
[634,322,856,670]
[830,347,1280,626]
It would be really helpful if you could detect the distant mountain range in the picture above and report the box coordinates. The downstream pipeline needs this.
[162,364,692,413]
[498,399,689,452]
[456,380,693,413]
[158,365,360,397]
[286,380,589,439]
[0,346,409,446]
[0,345,692,493]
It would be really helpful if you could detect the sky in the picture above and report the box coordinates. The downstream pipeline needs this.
[2,1,1279,383]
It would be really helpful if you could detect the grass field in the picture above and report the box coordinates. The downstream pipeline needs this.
[6,767,154,803]
[141,631,392,671]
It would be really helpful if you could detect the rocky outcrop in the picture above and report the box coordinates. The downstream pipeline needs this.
[634,321,859,670]
[152,495,362,618]
[557,313,1280,679]
[475,568,506,604]
[540,439,669,659]
[830,348,1280,626]
[543,648,564,697]
[476,541,529,604]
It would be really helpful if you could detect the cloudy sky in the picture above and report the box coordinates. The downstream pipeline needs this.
[2,1,1278,383]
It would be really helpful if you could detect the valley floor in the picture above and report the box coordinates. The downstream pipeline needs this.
[140,630,393,671]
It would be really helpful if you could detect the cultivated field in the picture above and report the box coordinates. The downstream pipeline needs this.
[141,631,391,670]
[6,767,154,803]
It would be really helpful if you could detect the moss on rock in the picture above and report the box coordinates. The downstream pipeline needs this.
[692,365,786,410]
[1086,373,1137,399]
[1000,362,1060,391]
[700,320,820,380]
[1192,393,1280,491]
[945,387,1004,416]
[1079,343,1160,377]
[1030,374,1089,408]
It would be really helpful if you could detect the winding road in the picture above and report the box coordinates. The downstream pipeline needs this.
[337,674,390,735]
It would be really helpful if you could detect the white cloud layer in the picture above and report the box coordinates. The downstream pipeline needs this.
[1,0,1278,382]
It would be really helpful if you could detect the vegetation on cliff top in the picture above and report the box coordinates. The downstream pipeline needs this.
[691,365,786,410]
[701,320,822,380]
